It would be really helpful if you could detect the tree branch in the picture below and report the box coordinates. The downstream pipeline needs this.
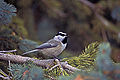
[0,69,12,80]
[0,50,17,53]
[0,53,81,72]
[0,74,11,80]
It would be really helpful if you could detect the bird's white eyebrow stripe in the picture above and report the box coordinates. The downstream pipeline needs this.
[59,32,66,35]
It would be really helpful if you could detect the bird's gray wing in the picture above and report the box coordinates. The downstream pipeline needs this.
[36,43,58,49]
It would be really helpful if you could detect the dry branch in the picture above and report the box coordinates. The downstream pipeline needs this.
[0,53,81,72]
[0,69,12,80]
[0,74,11,80]
[0,50,17,53]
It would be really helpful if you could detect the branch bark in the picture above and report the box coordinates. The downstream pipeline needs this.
[0,53,81,72]
[0,50,17,53]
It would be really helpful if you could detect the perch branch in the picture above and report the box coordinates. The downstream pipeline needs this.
[0,53,81,72]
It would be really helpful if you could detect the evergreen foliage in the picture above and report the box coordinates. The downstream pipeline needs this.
[0,0,16,25]
[0,29,20,51]
[8,61,44,80]
[0,42,119,80]
[96,42,114,71]
[58,42,120,80]
[0,17,36,55]
[44,42,99,78]
[0,0,120,80]
[19,39,39,53]
[44,64,69,78]
[62,42,99,71]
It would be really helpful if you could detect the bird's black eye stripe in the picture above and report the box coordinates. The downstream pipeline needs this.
[60,34,65,36]
[56,33,66,36]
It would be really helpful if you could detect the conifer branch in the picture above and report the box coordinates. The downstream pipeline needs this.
[0,53,81,72]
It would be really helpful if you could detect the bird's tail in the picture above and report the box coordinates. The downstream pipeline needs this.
[22,49,38,55]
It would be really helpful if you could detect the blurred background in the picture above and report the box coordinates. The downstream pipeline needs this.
[2,0,120,62]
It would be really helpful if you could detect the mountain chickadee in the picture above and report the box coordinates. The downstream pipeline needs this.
[22,32,67,58]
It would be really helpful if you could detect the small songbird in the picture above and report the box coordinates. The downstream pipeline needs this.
[22,32,68,58]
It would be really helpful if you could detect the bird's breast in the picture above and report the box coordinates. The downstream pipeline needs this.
[41,44,63,57]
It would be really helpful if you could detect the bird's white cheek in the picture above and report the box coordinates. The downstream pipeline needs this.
[58,37,62,41]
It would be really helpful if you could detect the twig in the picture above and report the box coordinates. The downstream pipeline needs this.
[8,60,11,67]
[49,64,59,71]
[8,60,13,77]
[55,59,63,71]
[64,69,74,74]
[61,62,82,72]
[0,74,11,80]
[0,69,11,80]
[0,49,17,53]
[55,59,64,75]
[44,74,56,80]
[78,0,96,10]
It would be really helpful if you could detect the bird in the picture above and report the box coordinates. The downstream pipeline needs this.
[22,32,68,58]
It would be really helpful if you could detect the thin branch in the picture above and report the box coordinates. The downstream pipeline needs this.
[49,64,59,71]
[0,74,11,80]
[55,59,63,71]
[78,0,96,10]
[44,74,56,80]
[61,62,82,72]
[55,59,64,75]
[0,69,11,80]
[0,53,81,72]
[0,50,17,53]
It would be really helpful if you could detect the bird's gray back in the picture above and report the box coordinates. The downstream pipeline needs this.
[40,39,63,57]
[36,39,59,49]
